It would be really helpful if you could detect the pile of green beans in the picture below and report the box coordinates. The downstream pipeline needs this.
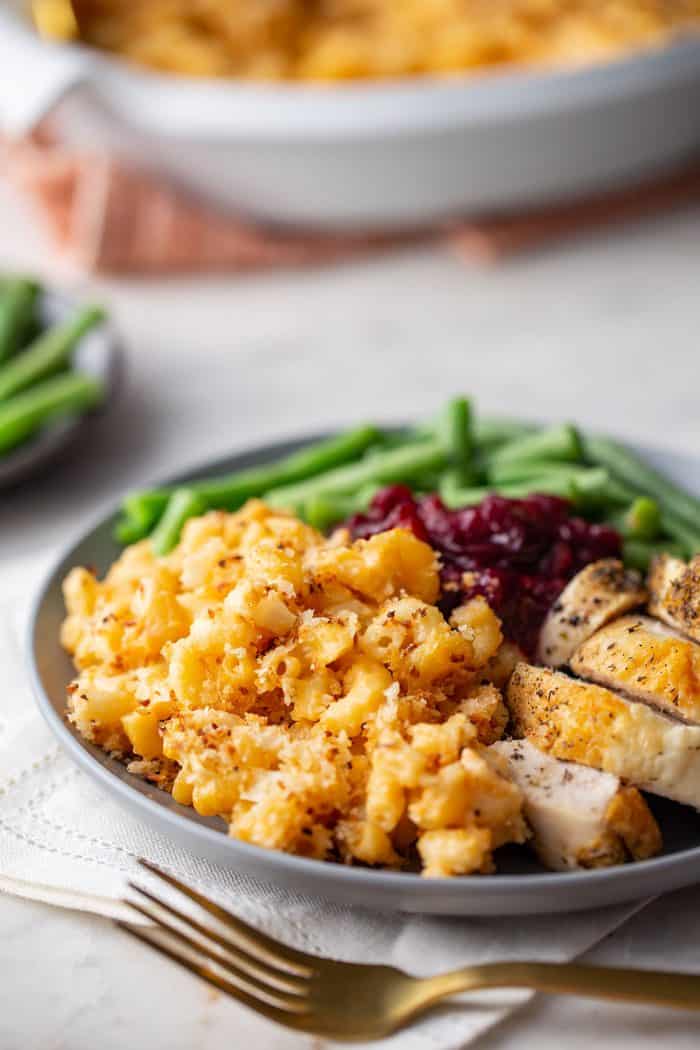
[117,396,700,567]
[0,277,106,456]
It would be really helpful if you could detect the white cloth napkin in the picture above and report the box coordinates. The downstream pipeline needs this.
[0,552,651,1050]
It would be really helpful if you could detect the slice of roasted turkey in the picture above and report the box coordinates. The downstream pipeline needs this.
[648,553,700,644]
[537,559,646,668]
[507,663,700,810]
[492,738,661,871]
[570,615,700,725]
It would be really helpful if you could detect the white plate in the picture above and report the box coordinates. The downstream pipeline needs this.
[27,434,700,915]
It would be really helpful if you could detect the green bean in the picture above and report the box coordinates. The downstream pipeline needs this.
[439,469,474,508]
[441,476,579,510]
[114,491,169,545]
[568,467,635,509]
[584,435,700,532]
[623,539,686,573]
[489,423,583,471]
[0,278,38,363]
[487,459,551,486]
[221,432,386,519]
[436,396,477,484]
[486,455,600,482]
[116,425,384,543]
[0,372,103,454]
[303,485,378,532]
[473,417,538,451]
[483,462,626,511]
[428,410,536,453]
[611,497,662,541]
[487,460,600,487]
[411,420,438,439]
[201,424,384,502]
[440,471,594,511]
[508,468,615,506]
[304,495,344,531]
[122,490,170,534]
[0,305,105,401]
[373,429,425,449]
[114,517,150,546]
[505,474,601,508]
[660,511,700,558]
[266,440,447,510]
[354,482,384,507]
[114,494,175,542]
[411,470,445,494]
[151,488,208,556]
[501,475,578,501]
[439,479,491,509]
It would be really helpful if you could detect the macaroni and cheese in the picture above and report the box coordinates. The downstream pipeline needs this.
[78,1,700,81]
[62,501,528,876]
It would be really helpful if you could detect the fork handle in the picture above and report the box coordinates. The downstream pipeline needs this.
[438,962,700,1011]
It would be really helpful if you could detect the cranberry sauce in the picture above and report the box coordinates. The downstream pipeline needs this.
[346,486,621,657]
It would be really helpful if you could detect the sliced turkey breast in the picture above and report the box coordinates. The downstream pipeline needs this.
[492,738,661,871]
[506,663,700,809]
[648,553,700,644]
[537,559,646,668]
[571,615,700,725]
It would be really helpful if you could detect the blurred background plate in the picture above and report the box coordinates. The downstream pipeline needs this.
[1,3,700,227]
[0,288,122,489]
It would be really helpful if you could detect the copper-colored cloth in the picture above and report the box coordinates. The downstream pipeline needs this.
[3,131,700,275]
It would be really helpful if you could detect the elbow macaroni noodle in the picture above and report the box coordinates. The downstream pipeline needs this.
[62,501,528,876]
[78,1,700,81]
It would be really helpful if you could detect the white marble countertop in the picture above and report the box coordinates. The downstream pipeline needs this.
[1,179,699,1049]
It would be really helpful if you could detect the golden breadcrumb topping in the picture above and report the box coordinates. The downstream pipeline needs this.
[62,500,527,876]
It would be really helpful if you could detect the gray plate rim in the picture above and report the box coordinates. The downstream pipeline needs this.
[25,430,700,911]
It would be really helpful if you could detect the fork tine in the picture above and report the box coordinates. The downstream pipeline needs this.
[117,922,312,1029]
[126,890,308,997]
[137,859,315,975]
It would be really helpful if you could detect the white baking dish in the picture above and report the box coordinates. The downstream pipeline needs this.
[1,2,700,228]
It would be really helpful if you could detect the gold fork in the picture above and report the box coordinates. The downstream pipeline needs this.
[118,859,700,1042]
